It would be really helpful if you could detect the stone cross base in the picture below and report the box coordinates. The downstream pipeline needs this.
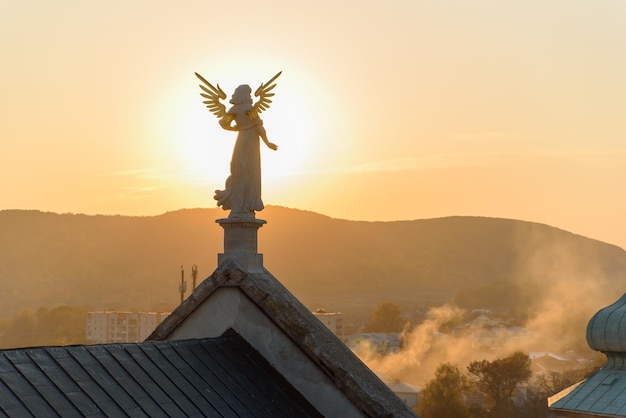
[216,217,266,272]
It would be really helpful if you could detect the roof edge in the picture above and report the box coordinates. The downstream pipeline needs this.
[148,258,416,417]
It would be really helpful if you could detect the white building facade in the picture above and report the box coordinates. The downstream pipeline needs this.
[313,309,344,339]
[86,311,169,343]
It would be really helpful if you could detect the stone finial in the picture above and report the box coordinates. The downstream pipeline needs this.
[216,217,266,272]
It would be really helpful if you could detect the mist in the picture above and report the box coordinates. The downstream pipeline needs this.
[356,237,621,386]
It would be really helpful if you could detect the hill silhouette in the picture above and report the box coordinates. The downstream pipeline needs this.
[1,207,625,321]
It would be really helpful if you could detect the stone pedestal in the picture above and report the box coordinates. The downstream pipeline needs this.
[216,217,266,272]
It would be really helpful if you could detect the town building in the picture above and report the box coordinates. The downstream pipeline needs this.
[348,332,402,355]
[386,379,421,409]
[85,311,169,343]
[530,352,580,375]
[313,308,344,339]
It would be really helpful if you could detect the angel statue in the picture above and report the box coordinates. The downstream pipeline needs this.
[195,71,281,219]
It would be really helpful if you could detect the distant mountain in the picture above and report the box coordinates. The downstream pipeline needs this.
[0,207,625,320]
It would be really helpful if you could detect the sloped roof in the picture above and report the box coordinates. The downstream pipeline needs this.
[548,366,626,417]
[550,293,626,417]
[0,329,321,417]
[531,352,578,374]
[386,379,421,395]
[148,258,417,417]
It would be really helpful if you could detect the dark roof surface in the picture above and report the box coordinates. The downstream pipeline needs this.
[0,329,321,417]
[150,260,418,417]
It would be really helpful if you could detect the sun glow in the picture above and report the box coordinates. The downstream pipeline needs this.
[142,63,341,215]
[170,72,323,189]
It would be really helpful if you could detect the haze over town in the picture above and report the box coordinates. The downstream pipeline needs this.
[2,1,626,249]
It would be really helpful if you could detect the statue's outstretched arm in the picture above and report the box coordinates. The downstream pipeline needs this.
[255,122,277,150]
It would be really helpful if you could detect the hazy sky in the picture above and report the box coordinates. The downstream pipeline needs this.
[2,1,626,247]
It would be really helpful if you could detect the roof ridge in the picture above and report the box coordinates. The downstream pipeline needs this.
[148,261,416,417]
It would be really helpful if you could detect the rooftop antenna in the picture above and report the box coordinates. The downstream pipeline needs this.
[192,265,198,291]
[178,265,187,304]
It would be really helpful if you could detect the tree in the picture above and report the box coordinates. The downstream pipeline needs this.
[467,351,532,417]
[418,363,471,418]
[0,305,94,349]
[7,309,37,348]
[36,305,92,346]
[363,301,406,333]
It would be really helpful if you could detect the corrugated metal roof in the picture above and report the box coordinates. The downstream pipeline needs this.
[0,329,321,417]
[550,366,626,417]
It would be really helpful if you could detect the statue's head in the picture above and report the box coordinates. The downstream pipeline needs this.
[230,85,253,105]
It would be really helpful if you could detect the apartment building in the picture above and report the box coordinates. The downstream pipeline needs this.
[86,311,169,343]
[313,309,344,339]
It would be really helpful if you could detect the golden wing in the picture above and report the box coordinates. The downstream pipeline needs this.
[249,71,282,120]
[195,72,227,119]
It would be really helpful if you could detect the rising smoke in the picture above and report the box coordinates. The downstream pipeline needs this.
[356,237,622,386]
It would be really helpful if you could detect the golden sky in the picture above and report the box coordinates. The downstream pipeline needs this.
[2,1,626,248]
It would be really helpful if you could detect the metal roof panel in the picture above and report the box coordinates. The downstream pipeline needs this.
[0,330,322,417]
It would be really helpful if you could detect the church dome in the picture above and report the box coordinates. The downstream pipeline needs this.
[587,293,626,352]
